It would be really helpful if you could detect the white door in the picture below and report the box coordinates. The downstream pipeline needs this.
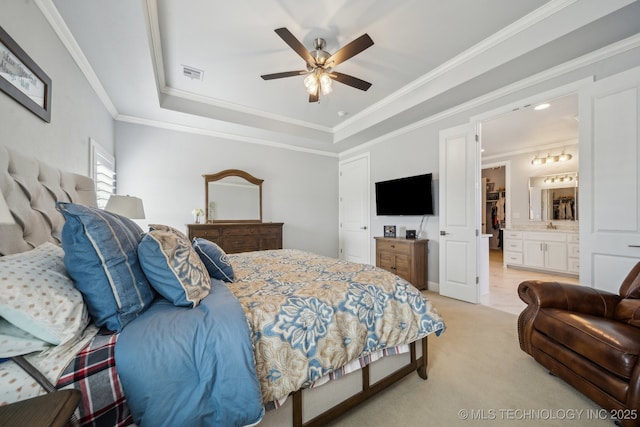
[579,66,640,292]
[439,124,479,303]
[339,154,370,264]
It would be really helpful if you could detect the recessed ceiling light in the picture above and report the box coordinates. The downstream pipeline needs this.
[534,103,550,111]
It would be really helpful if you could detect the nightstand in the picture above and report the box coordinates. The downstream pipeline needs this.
[0,390,81,427]
[375,237,428,290]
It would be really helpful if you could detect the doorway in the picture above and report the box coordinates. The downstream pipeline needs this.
[475,90,580,314]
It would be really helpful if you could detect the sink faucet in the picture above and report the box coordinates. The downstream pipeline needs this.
[547,221,557,230]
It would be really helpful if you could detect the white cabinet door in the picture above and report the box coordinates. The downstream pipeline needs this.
[545,241,568,272]
[523,240,545,269]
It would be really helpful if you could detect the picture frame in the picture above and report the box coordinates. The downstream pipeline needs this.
[0,25,51,122]
[383,225,396,238]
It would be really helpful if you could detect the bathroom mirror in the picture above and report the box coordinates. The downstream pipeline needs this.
[204,169,263,222]
[529,172,578,222]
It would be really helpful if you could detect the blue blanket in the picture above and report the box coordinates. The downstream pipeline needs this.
[115,280,264,427]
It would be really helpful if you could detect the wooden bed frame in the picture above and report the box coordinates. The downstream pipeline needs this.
[0,145,431,426]
[287,338,428,427]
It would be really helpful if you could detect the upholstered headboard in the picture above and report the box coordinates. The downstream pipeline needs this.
[0,145,97,256]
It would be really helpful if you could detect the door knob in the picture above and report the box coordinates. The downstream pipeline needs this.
[440,230,449,236]
[360,226,367,230]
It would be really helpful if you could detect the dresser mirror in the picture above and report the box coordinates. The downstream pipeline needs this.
[204,169,263,222]
[529,172,578,222]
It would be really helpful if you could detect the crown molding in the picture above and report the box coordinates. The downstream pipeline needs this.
[160,86,333,133]
[115,114,338,158]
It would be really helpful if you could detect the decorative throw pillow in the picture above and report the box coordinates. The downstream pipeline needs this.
[0,242,89,345]
[192,238,235,282]
[149,223,188,240]
[57,202,155,332]
[138,230,211,307]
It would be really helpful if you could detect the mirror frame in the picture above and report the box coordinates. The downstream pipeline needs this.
[204,169,263,223]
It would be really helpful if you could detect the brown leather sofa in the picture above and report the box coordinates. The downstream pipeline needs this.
[518,262,640,427]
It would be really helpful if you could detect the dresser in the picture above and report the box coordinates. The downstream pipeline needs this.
[187,222,283,254]
[374,237,428,290]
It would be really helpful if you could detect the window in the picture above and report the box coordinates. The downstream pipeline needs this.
[89,138,115,209]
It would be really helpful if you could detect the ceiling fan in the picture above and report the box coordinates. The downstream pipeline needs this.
[261,27,374,103]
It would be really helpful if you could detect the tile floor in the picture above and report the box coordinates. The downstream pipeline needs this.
[480,249,580,315]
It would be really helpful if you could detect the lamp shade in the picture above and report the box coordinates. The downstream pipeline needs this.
[0,191,14,224]
[105,195,145,219]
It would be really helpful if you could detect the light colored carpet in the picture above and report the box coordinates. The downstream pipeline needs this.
[328,291,613,427]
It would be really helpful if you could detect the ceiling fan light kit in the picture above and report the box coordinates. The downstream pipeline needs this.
[261,28,374,103]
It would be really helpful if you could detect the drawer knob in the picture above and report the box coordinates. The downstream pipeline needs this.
[390,245,395,248]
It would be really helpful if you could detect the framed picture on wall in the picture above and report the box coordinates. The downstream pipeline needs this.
[0,25,52,122]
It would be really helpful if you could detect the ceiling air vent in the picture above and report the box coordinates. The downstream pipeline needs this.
[182,65,203,81]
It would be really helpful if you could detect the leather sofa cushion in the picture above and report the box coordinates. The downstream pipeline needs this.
[535,308,640,379]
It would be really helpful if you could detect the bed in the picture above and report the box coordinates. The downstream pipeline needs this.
[0,145,445,426]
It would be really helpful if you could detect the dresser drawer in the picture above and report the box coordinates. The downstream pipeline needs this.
[259,226,281,237]
[504,240,522,252]
[223,227,258,236]
[187,223,283,254]
[568,243,580,258]
[504,251,523,265]
[568,258,580,273]
[222,235,259,253]
[190,228,221,240]
[503,230,522,239]
[376,239,411,255]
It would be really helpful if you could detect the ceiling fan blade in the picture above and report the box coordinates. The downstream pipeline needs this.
[330,72,372,91]
[261,70,306,80]
[274,28,315,66]
[326,34,374,67]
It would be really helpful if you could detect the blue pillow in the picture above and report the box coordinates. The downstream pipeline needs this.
[138,230,211,307]
[192,238,235,282]
[57,202,155,332]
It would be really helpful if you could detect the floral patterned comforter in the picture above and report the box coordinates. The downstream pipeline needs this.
[227,249,445,404]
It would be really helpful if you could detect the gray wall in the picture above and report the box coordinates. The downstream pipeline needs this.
[0,1,114,174]
[114,122,339,257]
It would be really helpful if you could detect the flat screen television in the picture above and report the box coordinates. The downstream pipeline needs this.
[375,173,434,216]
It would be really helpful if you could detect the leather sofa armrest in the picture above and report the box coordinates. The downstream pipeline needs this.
[518,280,621,317]
[517,280,621,355]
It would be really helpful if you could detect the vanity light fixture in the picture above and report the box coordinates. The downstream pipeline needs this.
[531,150,573,166]
[543,174,575,184]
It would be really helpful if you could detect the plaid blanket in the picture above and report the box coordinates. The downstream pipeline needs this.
[57,331,133,427]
